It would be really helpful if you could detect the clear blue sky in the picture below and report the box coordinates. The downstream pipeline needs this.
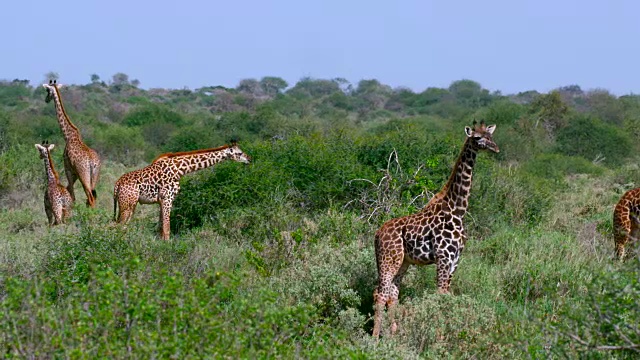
[2,0,638,94]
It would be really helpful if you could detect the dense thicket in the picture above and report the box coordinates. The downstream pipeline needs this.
[1,75,639,358]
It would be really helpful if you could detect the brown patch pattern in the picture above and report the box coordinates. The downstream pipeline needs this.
[43,80,101,207]
[35,142,73,226]
[113,144,251,240]
[372,122,499,339]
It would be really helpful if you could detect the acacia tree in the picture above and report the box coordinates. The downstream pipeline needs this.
[259,77,288,98]
[529,91,569,138]
[237,78,264,98]
[448,79,492,108]
[112,73,130,86]
[585,89,624,125]
[44,71,59,82]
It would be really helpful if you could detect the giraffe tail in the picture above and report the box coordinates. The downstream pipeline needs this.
[90,164,98,199]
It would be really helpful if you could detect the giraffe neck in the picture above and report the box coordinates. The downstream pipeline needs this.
[439,138,477,215]
[157,146,231,177]
[50,87,81,141]
[42,151,60,186]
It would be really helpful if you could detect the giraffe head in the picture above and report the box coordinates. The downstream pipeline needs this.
[226,142,251,164]
[464,121,499,153]
[35,141,55,158]
[42,80,62,103]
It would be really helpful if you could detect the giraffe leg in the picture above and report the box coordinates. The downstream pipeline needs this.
[78,172,96,208]
[62,205,72,224]
[44,194,54,227]
[117,203,137,224]
[615,240,627,261]
[372,289,385,339]
[436,252,453,294]
[614,226,629,261]
[53,205,64,225]
[158,199,174,240]
[628,217,640,260]
[64,159,77,202]
[389,260,410,335]
[372,239,405,339]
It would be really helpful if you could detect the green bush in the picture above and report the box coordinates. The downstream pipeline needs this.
[556,115,632,166]
[547,259,640,359]
[392,293,498,358]
[93,124,146,165]
[522,153,604,183]
[122,103,185,127]
[172,134,375,232]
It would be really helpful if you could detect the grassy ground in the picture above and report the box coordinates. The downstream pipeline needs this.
[0,157,638,359]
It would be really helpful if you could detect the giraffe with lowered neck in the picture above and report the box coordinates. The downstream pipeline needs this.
[35,141,73,226]
[372,121,499,339]
[613,188,640,260]
[43,80,101,207]
[113,143,251,240]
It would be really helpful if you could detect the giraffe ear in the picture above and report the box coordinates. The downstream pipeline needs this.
[35,144,44,151]
[48,144,55,151]
[464,126,473,137]
[485,124,496,135]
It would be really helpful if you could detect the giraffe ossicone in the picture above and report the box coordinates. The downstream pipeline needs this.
[113,143,251,240]
[35,141,73,226]
[372,121,499,339]
[42,80,101,207]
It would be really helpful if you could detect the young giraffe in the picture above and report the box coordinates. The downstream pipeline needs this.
[43,80,101,207]
[613,188,640,260]
[113,143,251,240]
[372,121,499,339]
[35,141,73,226]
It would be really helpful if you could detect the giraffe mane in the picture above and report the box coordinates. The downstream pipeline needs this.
[51,85,80,133]
[435,135,473,200]
[151,144,232,163]
[39,143,61,183]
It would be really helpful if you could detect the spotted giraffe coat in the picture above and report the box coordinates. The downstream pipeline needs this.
[372,122,499,339]
[113,143,251,240]
[613,187,640,260]
[43,80,101,208]
[35,142,73,226]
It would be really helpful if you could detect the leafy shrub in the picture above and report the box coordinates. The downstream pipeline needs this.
[122,103,184,127]
[556,115,632,166]
[470,160,554,230]
[0,268,367,358]
[0,144,42,202]
[172,134,375,231]
[478,99,525,126]
[391,293,498,358]
[547,259,640,359]
[522,153,604,183]
[93,124,146,165]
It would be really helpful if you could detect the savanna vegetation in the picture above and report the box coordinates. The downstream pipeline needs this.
[1,73,639,358]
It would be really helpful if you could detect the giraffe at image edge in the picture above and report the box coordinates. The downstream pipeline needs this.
[35,141,73,226]
[613,187,640,260]
[113,142,251,240]
[43,80,101,207]
[372,121,500,339]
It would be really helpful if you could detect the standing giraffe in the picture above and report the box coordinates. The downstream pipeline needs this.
[35,141,73,226]
[613,188,640,260]
[43,80,101,207]
[372,121,499,339]
[113,143,251,240]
